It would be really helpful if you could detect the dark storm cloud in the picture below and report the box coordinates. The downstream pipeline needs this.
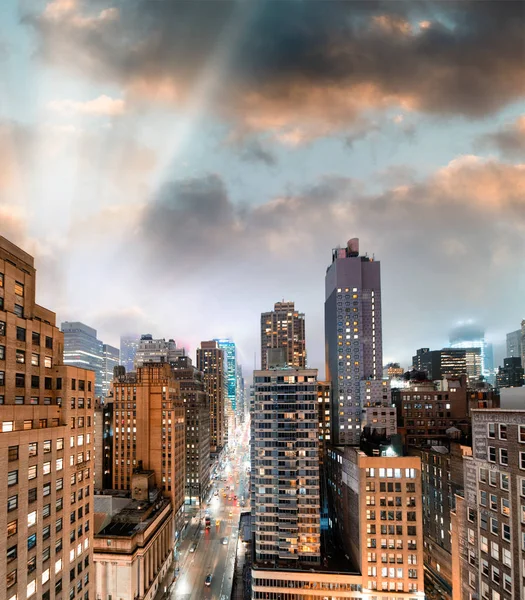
[478,116,525,160]
[27,1,525,137]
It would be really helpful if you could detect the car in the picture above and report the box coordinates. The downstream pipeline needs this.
[216,519,221,526]
[205,574,213,586]
[189,543,197,553]
[229,511,233,517]
[221,537,228,545]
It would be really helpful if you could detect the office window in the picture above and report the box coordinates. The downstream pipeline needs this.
[520,452,525,470]
[43,461,51,475]
[28,510,37,527]
[7,495,18,511]
[43,439,51,453]
[7,545,17,562]
[28,465,37,480]
[8,446,19,461]
[498,424,507,439]
[27,532,37,550]
[0,321,4,336]
[7,570,16,588]
[45,336,53,349]
[14,281,24,297]
[519,425,525,443]
[14,304,23,318]
[16,326,26,341]
[8,470,18,486]
[7,519,17,537]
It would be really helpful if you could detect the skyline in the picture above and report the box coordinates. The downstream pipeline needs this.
[0,1,524,376]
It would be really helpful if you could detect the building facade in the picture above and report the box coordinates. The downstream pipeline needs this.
[171,356,211,504]
[119,335,139,373]
[452,408,525,600]
[260,301,306,370]
[0,236,95,600]
[327,446,425,598]
[252,367,321,565]
[325,238,383,446]
[215,338,237,419]
[412,348,481,381]
[496,356,524,388]
[101,343,119,399]
[196,341,227,454]
[134,335,184,368]
[449,324,492,381]
[111,363,185,535]
[61,321,104,398]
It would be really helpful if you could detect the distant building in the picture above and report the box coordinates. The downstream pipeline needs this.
[412,347,481,381]
[62,320,104,396]
[506,328,521,359]
[325,238,383,445]
[214,338,237,418]
[496,356,524,388]
[171,355,211,504]
[252,366,321,565]
[260,300,306,370]
[102,343,119,398]
[521,319,525,372]
[197,341,227,454]
[134,334,184,367]
[383,362,404,380]
[449,323,492,381]
[120,334,139,372]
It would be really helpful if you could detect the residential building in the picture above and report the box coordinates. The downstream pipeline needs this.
[327,445,425,597]
[120,335,139,373]
[496,356,524,388]
[196,341,226,455]
[214,338,237,427]
[94,471,174,600]
[61,320,104,397]
[0,236,94,600]
[260,301,306,370]
[101,343,119,398]
[451,408,525,600]
[412,347,481,381]
[317,381,331,468]
[171,355,211,504]
[134,335,184,368]
[111,363,185,535]
[506,329,521,360]
[325,238,383,445]
[251,366,321,565]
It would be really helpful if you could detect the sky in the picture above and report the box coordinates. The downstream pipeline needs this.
[0,0,524,378]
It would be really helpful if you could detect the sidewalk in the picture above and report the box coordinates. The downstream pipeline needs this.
[231,539,252,600]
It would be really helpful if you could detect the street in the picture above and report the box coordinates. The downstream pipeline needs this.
[172,425,250,600]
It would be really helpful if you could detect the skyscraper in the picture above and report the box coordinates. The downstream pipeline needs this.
[496,356,524,388]
[252,365,321,565]
[449,323,492,380]
[120,334,140,372]
[506,328,521,359]
[197,341,227,454]
[260,301,306,370]
[61,320,104,396]
[101,342,119,398]
[325,238,382,445]
[0,236,95,600]
[412,347,481,380]
[214,338,237,414]
[134,334,184,367]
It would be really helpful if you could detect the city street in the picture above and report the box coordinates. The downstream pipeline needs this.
[172,426,250,600]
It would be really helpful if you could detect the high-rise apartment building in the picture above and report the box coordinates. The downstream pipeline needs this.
[251,366,321,565]
[111,363,185,533]
[325,238,383,445]
[496,356,524,388]
[119,334,139,372]
[215,338,237,418]
[62,321,104,397]
[0,236,95,600]
[197,341,226,455]
[451,408,525,600]
[327,446,425,597]
[101,343,119,398]
[260,301,306,370]
[171,355,211,504]
[134,334,184,368]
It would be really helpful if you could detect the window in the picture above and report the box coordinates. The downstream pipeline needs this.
[28,510,37,527]
[0,372,4,387]
[43,503,50,518]
[29,442,37,457]
[490,494,497,510]
[480,536,488,553]
[498,424,507,439]
[3,420,13,432]
[43,483,51,497]
[520,452,525,470]
[502,547,511,567]
[28,465,37,480]
[488,446,496,462]
[0,273,3,287]
[16,326,26,341]
[500,473,509,491]
[8,470,18,486]
[0,321,4,336]
[28,487,37,504]
[7,519,17,537]
[488,423,495,438]
[31,352,39,366]
[15,372,25,387]
[57,438,64,450]
[14,281,24,297]
[27,579,36,597]
[502,523,511,541]
[43,461,51,475]
[27,555,36,574]
[0,345,4,359]
[45,336,53,349]
[43,439,51,453]
[7,545,17,562]
[8,495,18,511]
[27,532,36,550]
[499,448,508,466]
[8,446,19,461]
[7,570,16,588]
[519,425,525,443]
[43,524,51,540]
[44,356,52,369]
[14,304,23,317]
[490,541,499,560]
[501,498,510,516]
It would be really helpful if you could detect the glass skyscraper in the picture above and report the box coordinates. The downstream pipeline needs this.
[61,321,104,397]
[215,338,237,412]
[449,323,492,381]
[120,334,140,372]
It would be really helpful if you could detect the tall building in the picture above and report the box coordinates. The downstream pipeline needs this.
[0,236,95,600]
[325,237,382,445]
[134,334,184,368]
[196,341,227,454]
[326,446,425,597]
[214,338,237,416]
[119,334,139,372]
[236,363,246,422]
[171,355,211,504]
[251,366,321,565]
[506,328,521,360]
[412,347,482,380]
[383,362,404,380]
[101,343,119,398]
[451,408,525,600]
[496,356,524,388]
[111,363,186,534]
[260,301,306,370]
[449,323,492,380]
[61,321,104,397]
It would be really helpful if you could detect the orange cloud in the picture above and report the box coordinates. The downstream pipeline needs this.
[48,94,125,116]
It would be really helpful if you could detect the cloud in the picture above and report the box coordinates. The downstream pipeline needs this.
[47,94,125,116]
[478,115,525,159]
[26,1,525,141]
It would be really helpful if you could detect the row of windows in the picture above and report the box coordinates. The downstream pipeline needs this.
[487,422,525,442]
